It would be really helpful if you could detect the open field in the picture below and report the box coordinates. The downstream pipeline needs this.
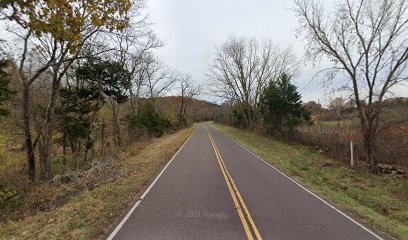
[292,117,408,168]
[214,123,408,240]
[0,125,195,239]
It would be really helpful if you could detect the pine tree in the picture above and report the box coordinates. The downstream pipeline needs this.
[56,57,130,161]
[258,73,310,131]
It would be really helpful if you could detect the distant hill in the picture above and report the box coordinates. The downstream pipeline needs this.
[155,96,225,122]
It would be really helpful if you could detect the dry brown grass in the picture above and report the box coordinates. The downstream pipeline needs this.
[0,125,196,240]
[269,120,408,168]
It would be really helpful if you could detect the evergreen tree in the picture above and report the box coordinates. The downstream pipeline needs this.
[57,86,99,153]
[125,102,171,138]
[258,73,310,131]
[56,57,130,155]
[75,58,130,104]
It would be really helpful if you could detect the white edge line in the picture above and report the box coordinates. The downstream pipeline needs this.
[214,127,384,240]
[106,128,197,240]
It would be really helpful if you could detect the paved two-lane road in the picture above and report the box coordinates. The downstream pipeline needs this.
[108,124,384,240]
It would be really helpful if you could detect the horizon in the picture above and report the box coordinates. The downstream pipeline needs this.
[147,0,408,105]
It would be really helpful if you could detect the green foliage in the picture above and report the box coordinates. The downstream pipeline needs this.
[0,180,20,213]
[258,73,310,131]
[57,58,130,145]
[76,58,130,104]
[126,102,171,138]
[214,113,233,126]
[232,103,248,128]
[0,60,14,117]
[342,106,357,114]
[57,87,96,144]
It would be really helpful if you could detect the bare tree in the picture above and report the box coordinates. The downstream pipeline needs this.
[4,29,57,180]
[1,0,132,179]
[107,19,162,145]
[143,53,176,106]
[177,73,201,126]
[209,36,299,130]
[131,53,149,114]
[328,97,349,126]
[114,24,162,115]
[294,0,408,172]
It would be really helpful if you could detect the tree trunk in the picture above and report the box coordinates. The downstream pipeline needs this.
[38,136,46,179]
[84,106,99,162]
[44,75,61,178]
[101,120,106,155]
[129,87,136,116]
[113,103,121,146]
[22,84,36,180]
[359,106,379,173]
[362,121,378,173]
[242,102,256,131]
[135,85,141,116]
[248,112,256,131]
[84,133,95,163]
[243,107,251,130]
[62,133,67,166]
[112,105,117,145]
[34,122,46,179]
[70,141,77,154]
[179,97,185,127]
[116,108,121,146]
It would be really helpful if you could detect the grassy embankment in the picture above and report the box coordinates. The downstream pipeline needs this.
[213,123,408,240]
[0,125,195,240]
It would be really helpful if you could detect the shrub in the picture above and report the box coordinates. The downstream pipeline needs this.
[126,102,171,138]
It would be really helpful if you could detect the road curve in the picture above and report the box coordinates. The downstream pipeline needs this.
[107,124,384,240]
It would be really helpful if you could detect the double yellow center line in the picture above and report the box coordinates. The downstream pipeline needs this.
[205,125,263,240]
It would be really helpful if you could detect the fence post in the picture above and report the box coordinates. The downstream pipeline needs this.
[348,133,354,167]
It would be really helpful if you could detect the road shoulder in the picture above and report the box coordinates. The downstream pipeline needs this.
[213,123,407,240]
[0,126,196,240]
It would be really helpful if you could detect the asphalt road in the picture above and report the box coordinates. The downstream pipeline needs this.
[107,124,384,240]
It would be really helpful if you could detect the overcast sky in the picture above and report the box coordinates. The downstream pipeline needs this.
[146,0,408,105]
[145,0,333,104]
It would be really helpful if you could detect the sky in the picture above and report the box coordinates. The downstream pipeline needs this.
[145,0,336,104]
[0,0,406,105]
[146,0,408,105]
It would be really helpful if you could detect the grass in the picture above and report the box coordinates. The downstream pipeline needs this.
[0,125,195,240]
[0,131,25,173]
[213,123,408,240]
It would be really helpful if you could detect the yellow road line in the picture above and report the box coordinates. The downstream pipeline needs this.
[207,131,254,240]
[212,138,263,240]
[205,125,263,240]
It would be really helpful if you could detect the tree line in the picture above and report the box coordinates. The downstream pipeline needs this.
[0,0,200,181]
[210,36,311,133]
[1,0,407,178]
[212,0,408,173]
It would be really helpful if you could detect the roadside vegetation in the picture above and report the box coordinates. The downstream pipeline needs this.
[300,98,408,170]
[211,0,408,173]
[214,124,408,240]
[209,1,408,237]
[0,125,195,239]
[0,0,407,238]
[216,96,408,172]
[0,1,219,238]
